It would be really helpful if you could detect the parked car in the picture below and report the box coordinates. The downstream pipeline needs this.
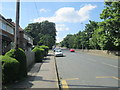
[55,50,63,57]
[53,48,61,52]
[70,49,75,52]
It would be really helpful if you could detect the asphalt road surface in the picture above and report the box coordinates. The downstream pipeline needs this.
[55,49,119,88]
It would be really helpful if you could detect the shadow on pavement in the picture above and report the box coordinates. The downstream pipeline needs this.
[44,57,50,60]
[7,75,57,89]
[43,61,50,63]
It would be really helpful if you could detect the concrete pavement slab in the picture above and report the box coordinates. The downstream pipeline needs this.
[31,52,58,88]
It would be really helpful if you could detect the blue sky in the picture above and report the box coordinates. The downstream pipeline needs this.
[1,1,105,43]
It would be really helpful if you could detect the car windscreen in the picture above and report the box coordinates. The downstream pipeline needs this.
[56,50,61,52]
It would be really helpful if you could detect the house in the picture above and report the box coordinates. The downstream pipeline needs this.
[0,14,33,54]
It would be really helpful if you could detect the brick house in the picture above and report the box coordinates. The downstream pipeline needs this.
[0,14,33,54]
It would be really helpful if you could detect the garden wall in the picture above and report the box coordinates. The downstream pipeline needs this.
[25,51,35,69]
[77,49,120,57]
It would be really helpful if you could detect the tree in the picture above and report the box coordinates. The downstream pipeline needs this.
[60,34,74,48]
[24,22,41,45]
[24,21,56,48]
[99,2,120,50]
[84,21,98,49]
[38,34,55,49]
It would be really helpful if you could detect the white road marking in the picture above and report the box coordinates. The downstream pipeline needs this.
[102,62,120,68]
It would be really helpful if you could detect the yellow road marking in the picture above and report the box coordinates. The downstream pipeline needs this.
[60,78,79,89]
[65,78,79,81]
[61,80,69,89]
[96,76,112,78]
[56,82,59,88]
[96,76,120,80]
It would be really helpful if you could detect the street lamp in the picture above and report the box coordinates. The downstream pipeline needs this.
[81,22,84,51]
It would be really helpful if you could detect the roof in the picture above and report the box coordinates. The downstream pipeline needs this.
[0,14,23,31]
[0,14,14,28]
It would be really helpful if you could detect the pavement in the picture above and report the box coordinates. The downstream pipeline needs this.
[8,50,59,89]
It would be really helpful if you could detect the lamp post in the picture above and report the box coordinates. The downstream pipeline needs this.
[81,22,84,51]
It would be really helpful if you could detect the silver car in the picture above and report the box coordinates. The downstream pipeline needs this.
[55,50,63,57]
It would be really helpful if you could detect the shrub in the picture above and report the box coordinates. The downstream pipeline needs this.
[32,47,44,62]
[5,48,27,79]
[0,55,20,83]
[39,45,49,56]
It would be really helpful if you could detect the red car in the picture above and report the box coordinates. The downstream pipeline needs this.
[70,49,75,52]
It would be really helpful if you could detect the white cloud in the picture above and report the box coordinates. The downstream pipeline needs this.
[34,4,97,23]
[56,37,63,43]
[33,4,97,43]
[56,24,69,43]
[78,4,97,21]
[39,8,50,12]
[56,24,69,32]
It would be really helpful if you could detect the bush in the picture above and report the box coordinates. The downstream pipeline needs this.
[39,45,49,56]
[0,55,20,83]
[5,48,27,79]
[32,47,45,62]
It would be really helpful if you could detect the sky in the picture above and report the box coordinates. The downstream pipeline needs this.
[1,1,105,43]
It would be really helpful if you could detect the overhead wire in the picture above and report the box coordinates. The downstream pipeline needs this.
[34,0,40,17]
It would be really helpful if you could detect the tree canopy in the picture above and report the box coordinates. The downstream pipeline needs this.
[24,21,56,49]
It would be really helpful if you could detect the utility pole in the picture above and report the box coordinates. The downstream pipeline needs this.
[14,0,20,49]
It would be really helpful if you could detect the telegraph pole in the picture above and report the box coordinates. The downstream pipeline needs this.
[14,0,20,49]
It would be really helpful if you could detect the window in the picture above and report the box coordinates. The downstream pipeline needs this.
[0,30,2,35]
[7,25,14,34]
[1,21,14,34]
[2,22,7,31]
[0,21,2,29]
[24,34,28,40]
[28,37,30,41]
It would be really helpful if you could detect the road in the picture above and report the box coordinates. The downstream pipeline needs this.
[55,49,119,88]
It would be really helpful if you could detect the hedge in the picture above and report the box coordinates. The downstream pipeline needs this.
[5,48,27,79]
[0,55,20,83]
[32,47,45,62]
[39,45,49,56]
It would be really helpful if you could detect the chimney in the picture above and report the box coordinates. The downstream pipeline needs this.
[7,19,12,22]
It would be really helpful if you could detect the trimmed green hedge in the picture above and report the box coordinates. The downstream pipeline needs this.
[39,45,49,56]
[0,55,20,83]
[5,48,27,79]
[32,47,44,62]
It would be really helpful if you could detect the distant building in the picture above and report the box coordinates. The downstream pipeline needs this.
[0,14,33,54]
